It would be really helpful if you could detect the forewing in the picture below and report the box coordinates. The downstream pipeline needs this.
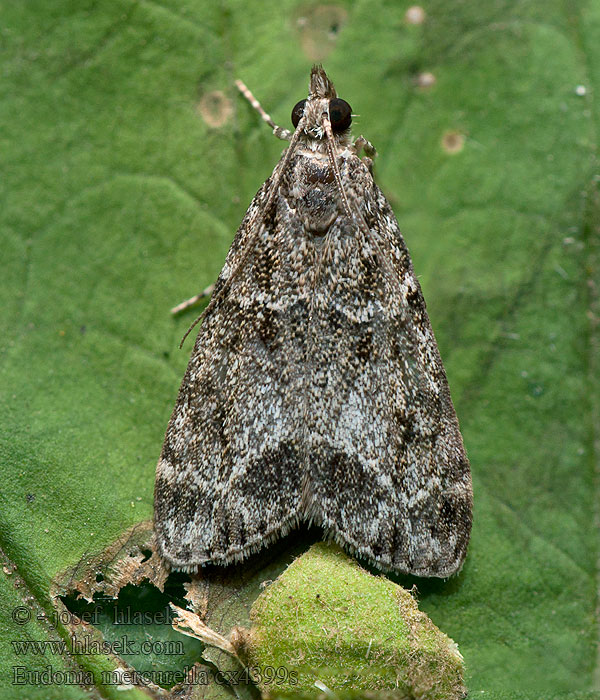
[303,157,472,577]
[154,178,313,569]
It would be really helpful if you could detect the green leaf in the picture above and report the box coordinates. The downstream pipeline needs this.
[1,1,598,698]
[0,567,96,700]
[248,543,466,698]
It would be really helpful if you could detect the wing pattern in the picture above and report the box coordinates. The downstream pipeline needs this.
[155,149,471,576]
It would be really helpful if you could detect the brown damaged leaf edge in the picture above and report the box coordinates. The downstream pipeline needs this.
[50,524,253,698]
[50,522,172,698]
[51,521,167,604]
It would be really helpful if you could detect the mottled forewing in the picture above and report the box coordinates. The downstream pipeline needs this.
[154,175,313,569]
[303,156,472,577]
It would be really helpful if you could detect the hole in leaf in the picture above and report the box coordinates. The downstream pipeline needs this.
[61,573,204,689]
[405,5,426,25]
[294,5,348,61]
[196,90,233,128]
[441,130,465,154]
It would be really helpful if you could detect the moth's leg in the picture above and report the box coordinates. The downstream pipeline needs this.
[353,135,377,159]
[235,79,293,142]
[170,283,215,315]
[352,135,377,172]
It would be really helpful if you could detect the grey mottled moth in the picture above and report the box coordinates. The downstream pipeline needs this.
[154,66,472,578]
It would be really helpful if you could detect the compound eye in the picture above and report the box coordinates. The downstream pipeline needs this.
[328,98,352,132]
[291,99,307,128]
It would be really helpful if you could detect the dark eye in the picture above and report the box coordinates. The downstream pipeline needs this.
[328,98,352,131]
[291,99,306,128]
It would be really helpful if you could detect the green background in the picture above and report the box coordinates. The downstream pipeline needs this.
[0,0,599,698]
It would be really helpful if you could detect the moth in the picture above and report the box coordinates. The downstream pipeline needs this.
[154,66,472,578]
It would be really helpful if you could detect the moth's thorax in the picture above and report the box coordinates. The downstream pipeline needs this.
[289,151,352,234]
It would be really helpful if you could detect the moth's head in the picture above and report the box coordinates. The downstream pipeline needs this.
[290,65,353,146]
